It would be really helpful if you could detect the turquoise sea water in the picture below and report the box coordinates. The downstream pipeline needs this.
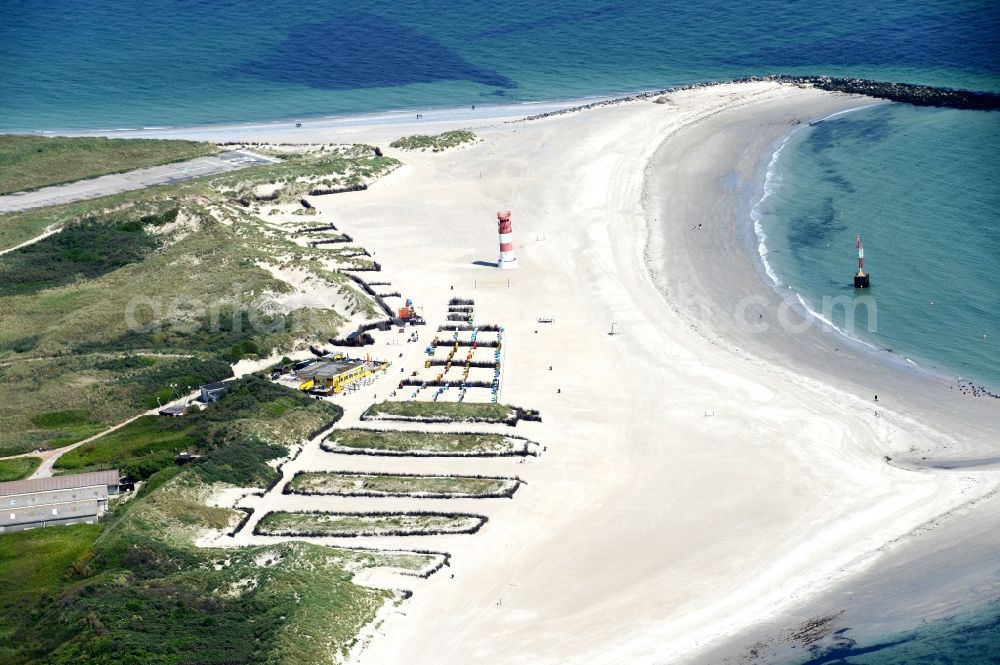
[792,601,1000,665]
[1,1,999,657]
[2,1,996,386]
[1,0,998,131]
[756,104,1000,387]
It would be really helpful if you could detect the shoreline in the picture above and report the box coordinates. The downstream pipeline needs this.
[6,82,987,393]
[9,76,774,139]
[9,92,631,140]
[6,81,996,662]
[749,108,885,354]
[274,80,1000,664]
[747,105,998,393]
[11,74,998,141]
[694,489,1000,662]
[638,87,1000,659]
[674,89,1000,664]
[645,93,1000,459]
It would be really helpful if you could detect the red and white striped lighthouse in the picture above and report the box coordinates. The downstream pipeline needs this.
[497,210,518,269]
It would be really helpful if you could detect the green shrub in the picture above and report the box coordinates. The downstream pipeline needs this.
[29,409,95,429]
[0,457,41,481]
[118,356,233,410]
[81,307,294,363]
[364,400,513,421]
[91,354,158,372]
[0,217,160,296]
[195,439,286,487]
[0,524,101,658]
[389,130,477,151]
[0,334,40,353]
[55,376,340,479]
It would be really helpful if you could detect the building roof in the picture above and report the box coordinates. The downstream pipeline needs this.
[296,360,363,380]
[201,381,230,391]
[0,470,120,497]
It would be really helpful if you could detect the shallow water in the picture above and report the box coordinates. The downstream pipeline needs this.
[756,104,1000,387]
[790,601,1000,665]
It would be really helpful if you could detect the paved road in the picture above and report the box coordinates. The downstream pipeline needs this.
[0,150,280,214]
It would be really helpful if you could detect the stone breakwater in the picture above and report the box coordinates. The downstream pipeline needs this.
[796,76,1000,110]
[516,75,1000,122]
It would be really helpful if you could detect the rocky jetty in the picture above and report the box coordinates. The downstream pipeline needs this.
[517,75,1000,122]
[776,75,1000,110]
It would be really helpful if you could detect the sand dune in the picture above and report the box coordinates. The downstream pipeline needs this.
[138,81,999,663]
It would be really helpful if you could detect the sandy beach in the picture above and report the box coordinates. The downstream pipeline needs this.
[88,81,999,662]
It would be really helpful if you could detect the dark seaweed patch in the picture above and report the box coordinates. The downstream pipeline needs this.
[787,197,847,252]
[232,14,514,90]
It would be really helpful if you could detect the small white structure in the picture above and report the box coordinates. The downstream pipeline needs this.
[199,381,232,403]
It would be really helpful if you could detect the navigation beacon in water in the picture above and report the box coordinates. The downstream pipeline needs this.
[854,234,870,288]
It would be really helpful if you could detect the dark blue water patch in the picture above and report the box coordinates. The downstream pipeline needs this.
[793,602,1000,664]
[787,197,848,251]
[231,13,515,90]
[821,169,855,194]
[796,634,911,664]
[806,110,896,155]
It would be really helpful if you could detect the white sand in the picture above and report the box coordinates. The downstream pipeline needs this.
[136,82,999,663]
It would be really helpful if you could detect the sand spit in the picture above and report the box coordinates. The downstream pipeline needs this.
[147,81,997,663]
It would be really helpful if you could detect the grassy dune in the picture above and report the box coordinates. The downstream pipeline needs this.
[1,469,412,663]
[0,190,352,454]
[257,511,486,537]
[212,143,397,198]
[0,143,413,664]
[0,356,232,457]
[363,400,514,422]
[55,416,197,478]
[389,130,477,152]
[0,135,218,195]
[326,428,519,454]
[1,376,417,664]
[287,471,516,497]
[55,376,340,480]
[0,456,42,481]
[0,524,101,654]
